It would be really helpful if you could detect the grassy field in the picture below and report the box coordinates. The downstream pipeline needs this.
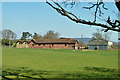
[2,47,119,79]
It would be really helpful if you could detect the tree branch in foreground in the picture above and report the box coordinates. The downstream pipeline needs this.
[46,0,120,32]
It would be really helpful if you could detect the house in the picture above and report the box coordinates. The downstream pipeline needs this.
[16,40,30,48]
[16,41,23,48]
[88,39,113,50]
[28,38,79,49]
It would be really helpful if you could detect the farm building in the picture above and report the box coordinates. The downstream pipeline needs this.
[16,40,30,48]
[88,39,113,50]
[28,38,79,49]
[16,38,79,49]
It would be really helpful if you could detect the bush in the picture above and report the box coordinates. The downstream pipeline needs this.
[2,39,13,46]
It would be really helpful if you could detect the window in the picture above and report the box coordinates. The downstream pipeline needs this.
[32,44,34,46]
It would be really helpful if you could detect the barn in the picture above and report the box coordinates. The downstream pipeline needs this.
[16,38,79,49]
[28,38,79,49]
[88,39,113,50]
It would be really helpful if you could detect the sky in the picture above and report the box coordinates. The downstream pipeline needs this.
[2,2,119,42]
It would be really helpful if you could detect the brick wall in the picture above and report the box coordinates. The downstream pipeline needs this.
[28,41,78,49]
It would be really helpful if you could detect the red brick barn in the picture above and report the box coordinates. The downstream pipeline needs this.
[28,38,79,49]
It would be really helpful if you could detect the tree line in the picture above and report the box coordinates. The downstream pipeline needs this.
[21,30,59,40]
[1,29,117,48]
[1,29,59,46]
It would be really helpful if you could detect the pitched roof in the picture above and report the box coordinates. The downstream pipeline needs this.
[16,40,31,43]
[32,38,78,44]
[88,39,108,45]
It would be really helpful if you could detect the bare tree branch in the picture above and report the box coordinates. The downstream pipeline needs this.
[83,0,108,22]
[46,0,120,32]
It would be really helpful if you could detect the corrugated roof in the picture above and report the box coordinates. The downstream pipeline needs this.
[88,39,108,45]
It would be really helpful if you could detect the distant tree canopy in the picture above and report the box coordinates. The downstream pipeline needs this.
[33,33,39,39]
[32,32,43,39]
[2,39,13,46]
[21,32,32,40]
[46,0,120,32]
[43,30,60,39]
[2,29,60,46]
[2,29,17,40]
[92,29,111,40]
[32,30,59,39]
[2,29,17,46]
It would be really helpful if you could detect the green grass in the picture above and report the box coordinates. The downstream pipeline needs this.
[2,47,119,78]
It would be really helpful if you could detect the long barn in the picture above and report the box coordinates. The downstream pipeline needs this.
[16,38,79,49]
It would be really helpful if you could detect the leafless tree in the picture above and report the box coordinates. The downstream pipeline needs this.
[92,29,111,40]
[2,29,17,40]
[46,0,120,32]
